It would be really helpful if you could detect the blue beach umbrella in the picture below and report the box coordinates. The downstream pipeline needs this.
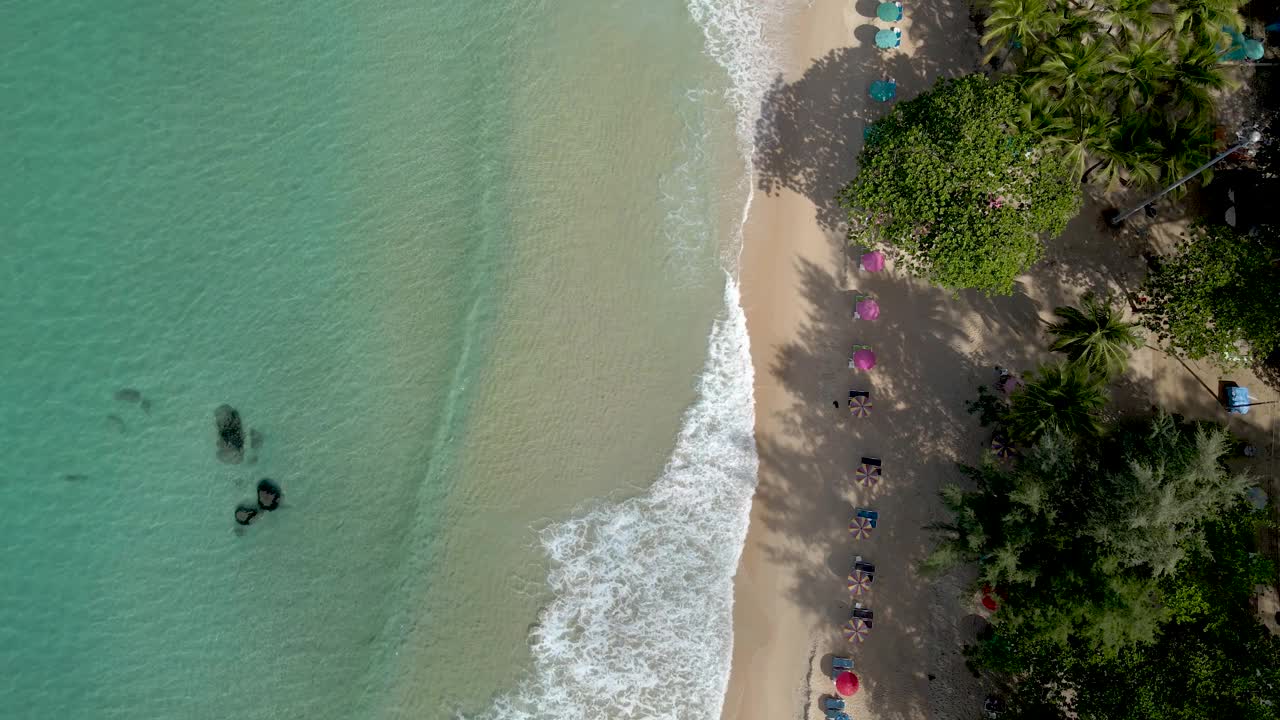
[875,28,901,49]
[876,2,903,22]
[868,79,897,102]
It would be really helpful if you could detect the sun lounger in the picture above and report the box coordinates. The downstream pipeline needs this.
[851,603,874,621]
[823,698,846,711]
[825,711,851,720]
[860,456,881,468]
[856,507,879,528]
[830,656,853,678]
[853,556,876,576]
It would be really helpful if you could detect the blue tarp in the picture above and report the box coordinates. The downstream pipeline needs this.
[1227,385,1251,414]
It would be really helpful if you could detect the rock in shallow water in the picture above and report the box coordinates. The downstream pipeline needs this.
[257,478,282,511]
[234,505,259,526]
[114,388,142,403]
[214,404,245,464]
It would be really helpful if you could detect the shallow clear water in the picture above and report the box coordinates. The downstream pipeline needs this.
[0,0,770,718]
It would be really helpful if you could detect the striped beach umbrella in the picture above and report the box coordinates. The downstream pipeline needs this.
[854,463,881,487]
[847,570,873,595]
[991,437,1013,459]
[849,394,873,417]
[843,617,871,643]
[849,516,874,539]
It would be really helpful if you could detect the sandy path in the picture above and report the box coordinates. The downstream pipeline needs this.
[722,1,1279,719]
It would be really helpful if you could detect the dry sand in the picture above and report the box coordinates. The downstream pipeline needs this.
[723,1,1279,719]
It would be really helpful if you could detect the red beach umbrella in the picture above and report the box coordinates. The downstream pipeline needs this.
[860,251,886,272]
[855,298,881,321]
[835,671,860,696]
[982,595,999,611]
[852,349,877,370]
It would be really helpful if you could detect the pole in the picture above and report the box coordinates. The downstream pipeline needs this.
[1109,138,1254,226]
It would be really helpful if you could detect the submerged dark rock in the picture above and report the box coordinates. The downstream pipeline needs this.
[62,474,89,482]
[257,478,282,511]
[215,405,245,464]
[248,428,264,450]
[114,388,142,403]
[139,398,152,414]
[105,414,126,434]
[234,505,259,526]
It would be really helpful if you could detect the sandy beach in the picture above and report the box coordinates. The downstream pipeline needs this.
[724,1,1279,719]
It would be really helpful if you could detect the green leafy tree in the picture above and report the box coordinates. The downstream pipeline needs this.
[1138,223,1280,364]
[1004,363,1108,444]
[839,75,1080,294]
[968,505,1280,720]
[927,413,1251,657]
[1046,293,1143,378]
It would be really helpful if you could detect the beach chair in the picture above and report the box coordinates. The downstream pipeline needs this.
[823,698,846,711]
[861,456,882,470]
[1221,382,1251,414]
[856,507,879,528]
[853,556,876,578]
[830,656,854,678]
[852,603,874,621]
[824,712,850,720]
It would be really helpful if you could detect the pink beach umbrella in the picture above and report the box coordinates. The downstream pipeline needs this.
[860,251,886,272]
[855,298,880,321]
[835,671,860,696]
[852,349,877,370]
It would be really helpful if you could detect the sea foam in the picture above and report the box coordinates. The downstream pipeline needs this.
[488,1,786,718]
[491,279,758,720]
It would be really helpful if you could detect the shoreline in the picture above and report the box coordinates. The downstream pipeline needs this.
[725,1,989,718]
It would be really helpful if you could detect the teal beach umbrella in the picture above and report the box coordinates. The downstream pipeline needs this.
[876,2,903,22]
[875,28,901,49]
[868,79,897,102]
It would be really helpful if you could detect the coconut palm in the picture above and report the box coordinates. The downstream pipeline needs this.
[1083,115,1162,189]
[1106,35,1172,111]
[1166,39,1232,123]
[1092,0,1160,42]
[1029,36,1113,105]
[1006,363,1109,444]
[981,0,1065,63]
[1170,0,1242,43]
[1051,109,1117,181]
[1046,294,1143,378]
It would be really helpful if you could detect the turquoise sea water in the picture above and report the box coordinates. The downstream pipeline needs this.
[1,1,774,719]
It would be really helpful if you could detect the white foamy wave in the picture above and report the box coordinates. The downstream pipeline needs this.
[490,278,758,720]
[686,0,789,158]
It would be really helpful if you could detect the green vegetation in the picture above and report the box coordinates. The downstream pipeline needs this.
[838,75,1080,293]
[941,316,1278,718]
[1138,223,1280,366]
[1046,293,1143,379]
[981,0,1242,189]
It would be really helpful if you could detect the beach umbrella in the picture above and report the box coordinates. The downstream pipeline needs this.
[860,251,886,272]
[877,1,903,21]
[991,437,1013,459]
[835,671,860,696]
[981,594,999,611]
[849,516,874,539]
[849,394,873,417]
[847,570,873,595]
[855,298,880,321]
[854,463,881,487]
[852,349,877,370]
[868,79,897,102]
[875,28,901,49]
[843,617,871,643]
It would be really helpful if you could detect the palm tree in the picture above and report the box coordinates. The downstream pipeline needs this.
[1082,114,1162,189]
[1165,39,1232,123]
[1005,363,1108,444]
[1029,36,1113,105]
[1051,108,1117,181]
[1091,0,1160,43]
[981,0,1065,64]
[1106,36,1172,112]
[1046,293,1143,378]
[1170,0,1242,44]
